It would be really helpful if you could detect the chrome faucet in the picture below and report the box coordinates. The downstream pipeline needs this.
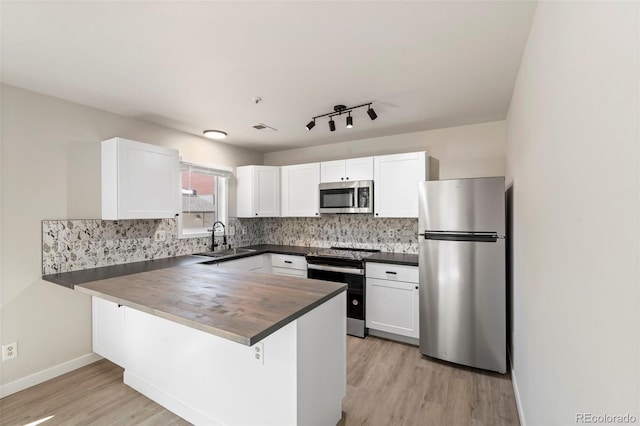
[209,221,227,251]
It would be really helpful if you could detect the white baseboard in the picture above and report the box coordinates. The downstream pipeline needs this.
[0,352,102,398]
[124,371,220,426]
[511,368,527,426]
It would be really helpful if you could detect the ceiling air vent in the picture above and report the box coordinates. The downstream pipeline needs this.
[251,123,278,131]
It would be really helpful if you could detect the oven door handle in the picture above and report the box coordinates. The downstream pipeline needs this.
[307,263,364,276]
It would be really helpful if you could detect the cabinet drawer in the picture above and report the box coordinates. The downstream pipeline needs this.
[366,262,418,283]
[272,267,307,278]
[271,254,307,271]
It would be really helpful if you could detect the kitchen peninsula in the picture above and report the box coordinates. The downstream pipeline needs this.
[74,263,347,426]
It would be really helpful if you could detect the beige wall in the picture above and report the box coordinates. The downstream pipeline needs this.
[0,85,262,386]
[264,120,507,180]
[507,2,639,424]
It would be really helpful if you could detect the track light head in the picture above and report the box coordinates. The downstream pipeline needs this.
[306,119,316,131]
[367,107,378,121]
[329,118,336,132]
[346,114,353,129]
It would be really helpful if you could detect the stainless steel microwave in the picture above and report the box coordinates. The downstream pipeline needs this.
[319,180,373,214]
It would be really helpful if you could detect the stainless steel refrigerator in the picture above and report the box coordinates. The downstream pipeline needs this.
[418,177,506,373]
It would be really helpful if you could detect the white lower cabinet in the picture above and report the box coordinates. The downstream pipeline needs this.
[271,267,307,278]
[92,297,127,367]
[203,253,309,275]
[217,254,269,272]
[270,254,307,277]
[366,262,419,339]
[92,293,345,426]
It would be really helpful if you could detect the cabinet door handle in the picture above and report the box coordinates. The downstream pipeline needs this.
[415,286,419,290]
[315,212,318,215]
[284,261,293,264]
[375,213,379,216]
[385,271,397,275]
[341,177,344,180]
[255,213,258,216]
[346,177,349,180]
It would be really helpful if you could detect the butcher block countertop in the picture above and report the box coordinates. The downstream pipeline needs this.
[75,263,346,346]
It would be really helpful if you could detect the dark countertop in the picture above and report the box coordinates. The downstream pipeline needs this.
[365,252,419,267]
[42,255,211,289]
[42,244,417,289]
[75,264,346,346]
[242,244,325,256]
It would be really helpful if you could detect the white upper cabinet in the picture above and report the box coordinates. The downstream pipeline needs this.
[281,163,320,217]
[236,166,281,217]
[320,160,345,183]
[320,157,373,183]
[373,151,429,218]
[346,157,375,181]
[101,137,179,220]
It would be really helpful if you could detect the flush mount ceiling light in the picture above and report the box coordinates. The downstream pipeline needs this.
[305,103,377,132]
[203,130,227,140]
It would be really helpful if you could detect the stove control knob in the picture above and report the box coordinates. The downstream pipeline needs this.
[352,299,359,305]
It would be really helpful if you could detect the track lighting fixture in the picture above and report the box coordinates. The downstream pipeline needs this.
[305,102,377,132]
[306,119,316,131]
[367,106,378,121]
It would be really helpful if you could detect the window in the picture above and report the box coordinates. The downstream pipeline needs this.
[179,162,231,238]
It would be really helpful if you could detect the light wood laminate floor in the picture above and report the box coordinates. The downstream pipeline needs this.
[0,336,519,426]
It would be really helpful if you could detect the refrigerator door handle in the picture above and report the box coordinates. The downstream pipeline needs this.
[420,231,499,242]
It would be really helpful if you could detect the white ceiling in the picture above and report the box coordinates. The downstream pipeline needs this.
[1,1,537,153]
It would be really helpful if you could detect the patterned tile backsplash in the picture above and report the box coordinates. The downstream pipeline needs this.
[261,216,419,253]
[42,216,417,274]
[41,217,263,274]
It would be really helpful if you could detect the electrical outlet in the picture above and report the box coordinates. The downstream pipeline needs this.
[228,226,236,236]
[388,228,395,239]
[242,226,247,235]
[252,342,264,365]
[154,231,166,242]
[2,342,17,361]
[309,226,316,235]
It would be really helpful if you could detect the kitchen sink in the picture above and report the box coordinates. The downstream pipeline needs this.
[196,248,257,259]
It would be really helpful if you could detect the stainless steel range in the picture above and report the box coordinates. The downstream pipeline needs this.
[305,247,380,338]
